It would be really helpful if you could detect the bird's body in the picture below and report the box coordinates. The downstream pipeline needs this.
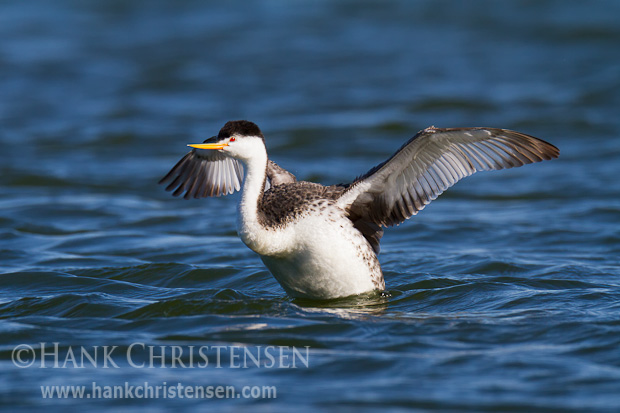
[160,120,558,300]
[247,182,383,299]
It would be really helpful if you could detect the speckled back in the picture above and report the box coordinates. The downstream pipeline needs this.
[258,181,347,228]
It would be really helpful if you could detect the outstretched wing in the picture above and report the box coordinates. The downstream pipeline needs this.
[160,137,297,199]
[337,126,559,227]
[159,146,245,199]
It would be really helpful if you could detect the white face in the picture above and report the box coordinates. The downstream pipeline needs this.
[220,135,266,162]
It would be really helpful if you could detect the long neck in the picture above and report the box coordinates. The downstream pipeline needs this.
[237,147,269,252]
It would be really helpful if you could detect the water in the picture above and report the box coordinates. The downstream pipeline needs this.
[1,0,620,411]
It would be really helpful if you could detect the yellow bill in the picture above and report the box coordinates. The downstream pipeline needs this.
[187,142,228,150]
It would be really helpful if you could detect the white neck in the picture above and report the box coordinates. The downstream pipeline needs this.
[236,145,270,254]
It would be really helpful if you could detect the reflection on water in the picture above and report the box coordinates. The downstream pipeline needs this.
[293,291,391,318]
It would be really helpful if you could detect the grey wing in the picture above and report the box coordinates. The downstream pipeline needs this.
[337,126,559,227]
[159,148,244,199]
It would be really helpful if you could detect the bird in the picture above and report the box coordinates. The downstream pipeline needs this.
[160,120,559,300]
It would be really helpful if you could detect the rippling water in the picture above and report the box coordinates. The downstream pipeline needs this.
[1,1,620,411]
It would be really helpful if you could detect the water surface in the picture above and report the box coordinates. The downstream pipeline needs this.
[1,1,620,411]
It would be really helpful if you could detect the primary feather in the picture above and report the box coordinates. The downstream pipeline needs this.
[337,126,559,227]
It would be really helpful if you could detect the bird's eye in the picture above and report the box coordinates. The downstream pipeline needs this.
[230,137,236,142]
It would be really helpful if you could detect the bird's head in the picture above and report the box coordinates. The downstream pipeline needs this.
[188,120,266,162]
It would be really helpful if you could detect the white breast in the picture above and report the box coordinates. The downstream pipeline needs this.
[245,206,384,299]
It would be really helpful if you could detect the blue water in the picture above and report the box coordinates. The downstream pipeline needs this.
[1,1,620,411]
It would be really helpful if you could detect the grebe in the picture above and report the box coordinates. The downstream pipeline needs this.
[160,120,558,300]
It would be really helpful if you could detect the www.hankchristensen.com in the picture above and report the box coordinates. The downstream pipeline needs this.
[41,381,277,400]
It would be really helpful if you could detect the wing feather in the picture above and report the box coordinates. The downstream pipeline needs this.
[338,127,559,227]
[159,148,245,198]
[160,147,296,199]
